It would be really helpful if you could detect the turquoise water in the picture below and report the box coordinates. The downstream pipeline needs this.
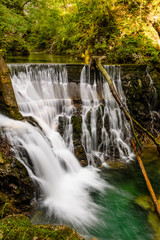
[88,162,154,240]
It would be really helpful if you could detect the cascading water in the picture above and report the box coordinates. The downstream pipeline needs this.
[9,64,74,151]
[80,65,134,165]
[0,63,157,240]
[146,67,160,135]
[0,64,107,230]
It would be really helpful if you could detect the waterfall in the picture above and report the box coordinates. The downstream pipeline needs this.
[9,64,74,151]
[0,63,135,228]
[80,65,134,165]
[0,64,107,230]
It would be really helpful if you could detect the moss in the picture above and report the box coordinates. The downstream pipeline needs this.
[0,54,23,120]
[0,192,18,218]
[106,161,127,169]
[71,115,82,136]
[148,212,160,240]
[0,215,85,240]
[135,195,155,212]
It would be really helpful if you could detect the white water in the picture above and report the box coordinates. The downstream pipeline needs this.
[9,64,74,151]
[80,65,134,164]
[0,64,107,229]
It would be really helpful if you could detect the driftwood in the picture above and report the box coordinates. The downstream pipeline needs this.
[91,56,160,217]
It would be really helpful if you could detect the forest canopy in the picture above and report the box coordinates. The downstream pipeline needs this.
[0,0,160,64]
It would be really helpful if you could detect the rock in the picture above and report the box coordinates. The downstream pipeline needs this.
[135,195,155,212]
[68,82,81,100]
[148,212,160,240]
[0,192,19,218]
[106,160,127,169]
[121,65,153,128]
[0,54,23,120]
[0,134,34,217]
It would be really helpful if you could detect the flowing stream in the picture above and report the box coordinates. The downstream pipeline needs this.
[0,63,157,239]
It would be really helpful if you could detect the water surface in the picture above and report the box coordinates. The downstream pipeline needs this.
[6,53,84,64]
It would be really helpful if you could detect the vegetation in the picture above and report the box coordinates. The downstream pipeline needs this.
[0,214,85,240]
[0,0,160,63]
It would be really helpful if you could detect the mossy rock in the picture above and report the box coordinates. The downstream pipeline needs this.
[0,192,18,218]
[0,135,34,216]
[106,160,127,169]
[71,115,82,137]
[135,195,155,212]
[148,212,160,240]
[0,214,86,240]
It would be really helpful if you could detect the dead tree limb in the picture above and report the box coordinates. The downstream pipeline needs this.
[91,56,160,153]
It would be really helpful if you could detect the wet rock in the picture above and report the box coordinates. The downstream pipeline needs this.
[0,54,23,120]
[68,82,81,100]
[58,116,69,137]
[71,115,88,165]
[0,134,34,217]
[121,65,153,128]
[106,160,127,169]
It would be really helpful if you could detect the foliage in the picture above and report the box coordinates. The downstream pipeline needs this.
[0,2,29,55]
[0,0,160,63]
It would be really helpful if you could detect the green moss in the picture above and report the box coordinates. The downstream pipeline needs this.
[71,115,82,136]
[148,212,160,240]
[0,192,18,218]
[8,106,23,120]
[0,215,85,240]
[135,195,155,212]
